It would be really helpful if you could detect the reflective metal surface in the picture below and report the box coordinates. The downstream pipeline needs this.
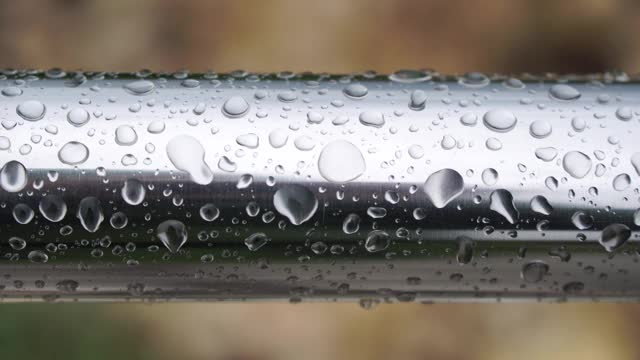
[0,69,638,302]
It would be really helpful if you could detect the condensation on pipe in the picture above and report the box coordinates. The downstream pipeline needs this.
[0,69,638,303]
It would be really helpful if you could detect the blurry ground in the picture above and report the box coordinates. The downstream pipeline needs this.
[0,0,640,359]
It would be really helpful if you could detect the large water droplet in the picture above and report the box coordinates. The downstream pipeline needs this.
[613,173,631,191]
[456,236,474,265]
[535,147,558,162]
[121,179,146,205]
[58,141,89,165]
[244,232,270,251]
[343,83,368,99]
[521,261,549,283]
[115,125,138,146]
[549,84,581,101]
[530,195,553,215]
[200,203,220,222]
[359,111,384,128]
[12,203,34,224]
[562,151,592,179]
[571,211,594,230]
[408,90,427,110]
[236,133,259,149]
[423,168,464,208]
[0,160,27,193]
[318,140,365,183]
[489,189,519,224]
[483,110,517,132]
[631,153,640,176]
[67,108,90,127]
[16,100,46,121]
[157,220,188,253]
[273,185,318,225]
[389,69,431,83]
[365,230,390,253]
[342,213,361,234]
[124,80,155,95]
[481,168,498,186]
[222,96,249,118]
[600,223,630,252]
[529,120,552,139]
[166,135,213,185]
[269,129,289,148]
[77,197,104,233]
[39,194,67,222]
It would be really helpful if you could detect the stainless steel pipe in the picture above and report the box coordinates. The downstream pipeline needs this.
[0,69,638,303]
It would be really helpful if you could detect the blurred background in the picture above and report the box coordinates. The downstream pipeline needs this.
[1,0,640,359]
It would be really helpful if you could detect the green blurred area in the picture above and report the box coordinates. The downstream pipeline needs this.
[1,0,640,359]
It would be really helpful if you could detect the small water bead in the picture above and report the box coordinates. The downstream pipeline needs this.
[236,133,259,149]
[535,147,558,162]
[306,111,324,124]
[456,236,474,265]
[389,69,432,83]
[530,195,553,215]
[364,230,390,253]
[634,209,640,226]
[237,174,253,189]
[123,80,155,95]
[244,233,270,251]
[12,203,34,224]
[408,90,427,110]
[273,185,318,225]
[359,111,385,128]
[269,129,289,148]
[58,141,89,165]
[77,197,104,233]
[549,84,581,101]
[246,201,260,217]
[181,78,200,88]
[521,261,549,283]
[460,113,477,126]
[459,72,489,87]
[481,168,499,186]
[0,160,28,193]
[157,220,188,253]
[600,223,630,252]
[2,86,22,97]
[67,108,90,127]
[483,110,517,132]
[562,151,592,179]
[408,145,424,159]
[342,213,361,234]
[529,120,552,139]
[166,135,213,185]
[16,100,46,121]
[489,189,519,224]
[613,173,631,191]
[39,194,67,222]
[110,211,128,229]
[615,106,632,121]
[571,211,594,230]
[222,96,249,118]
[121,179,146,205]
[115,125,138,146]
[423,168,464,208]
[343,83,368,99]
[318,140,365,183]
[199,203,220,222]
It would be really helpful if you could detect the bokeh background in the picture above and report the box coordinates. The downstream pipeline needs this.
[1,0,640,359]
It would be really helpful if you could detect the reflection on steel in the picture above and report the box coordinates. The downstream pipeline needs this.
[0,69,638,303]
